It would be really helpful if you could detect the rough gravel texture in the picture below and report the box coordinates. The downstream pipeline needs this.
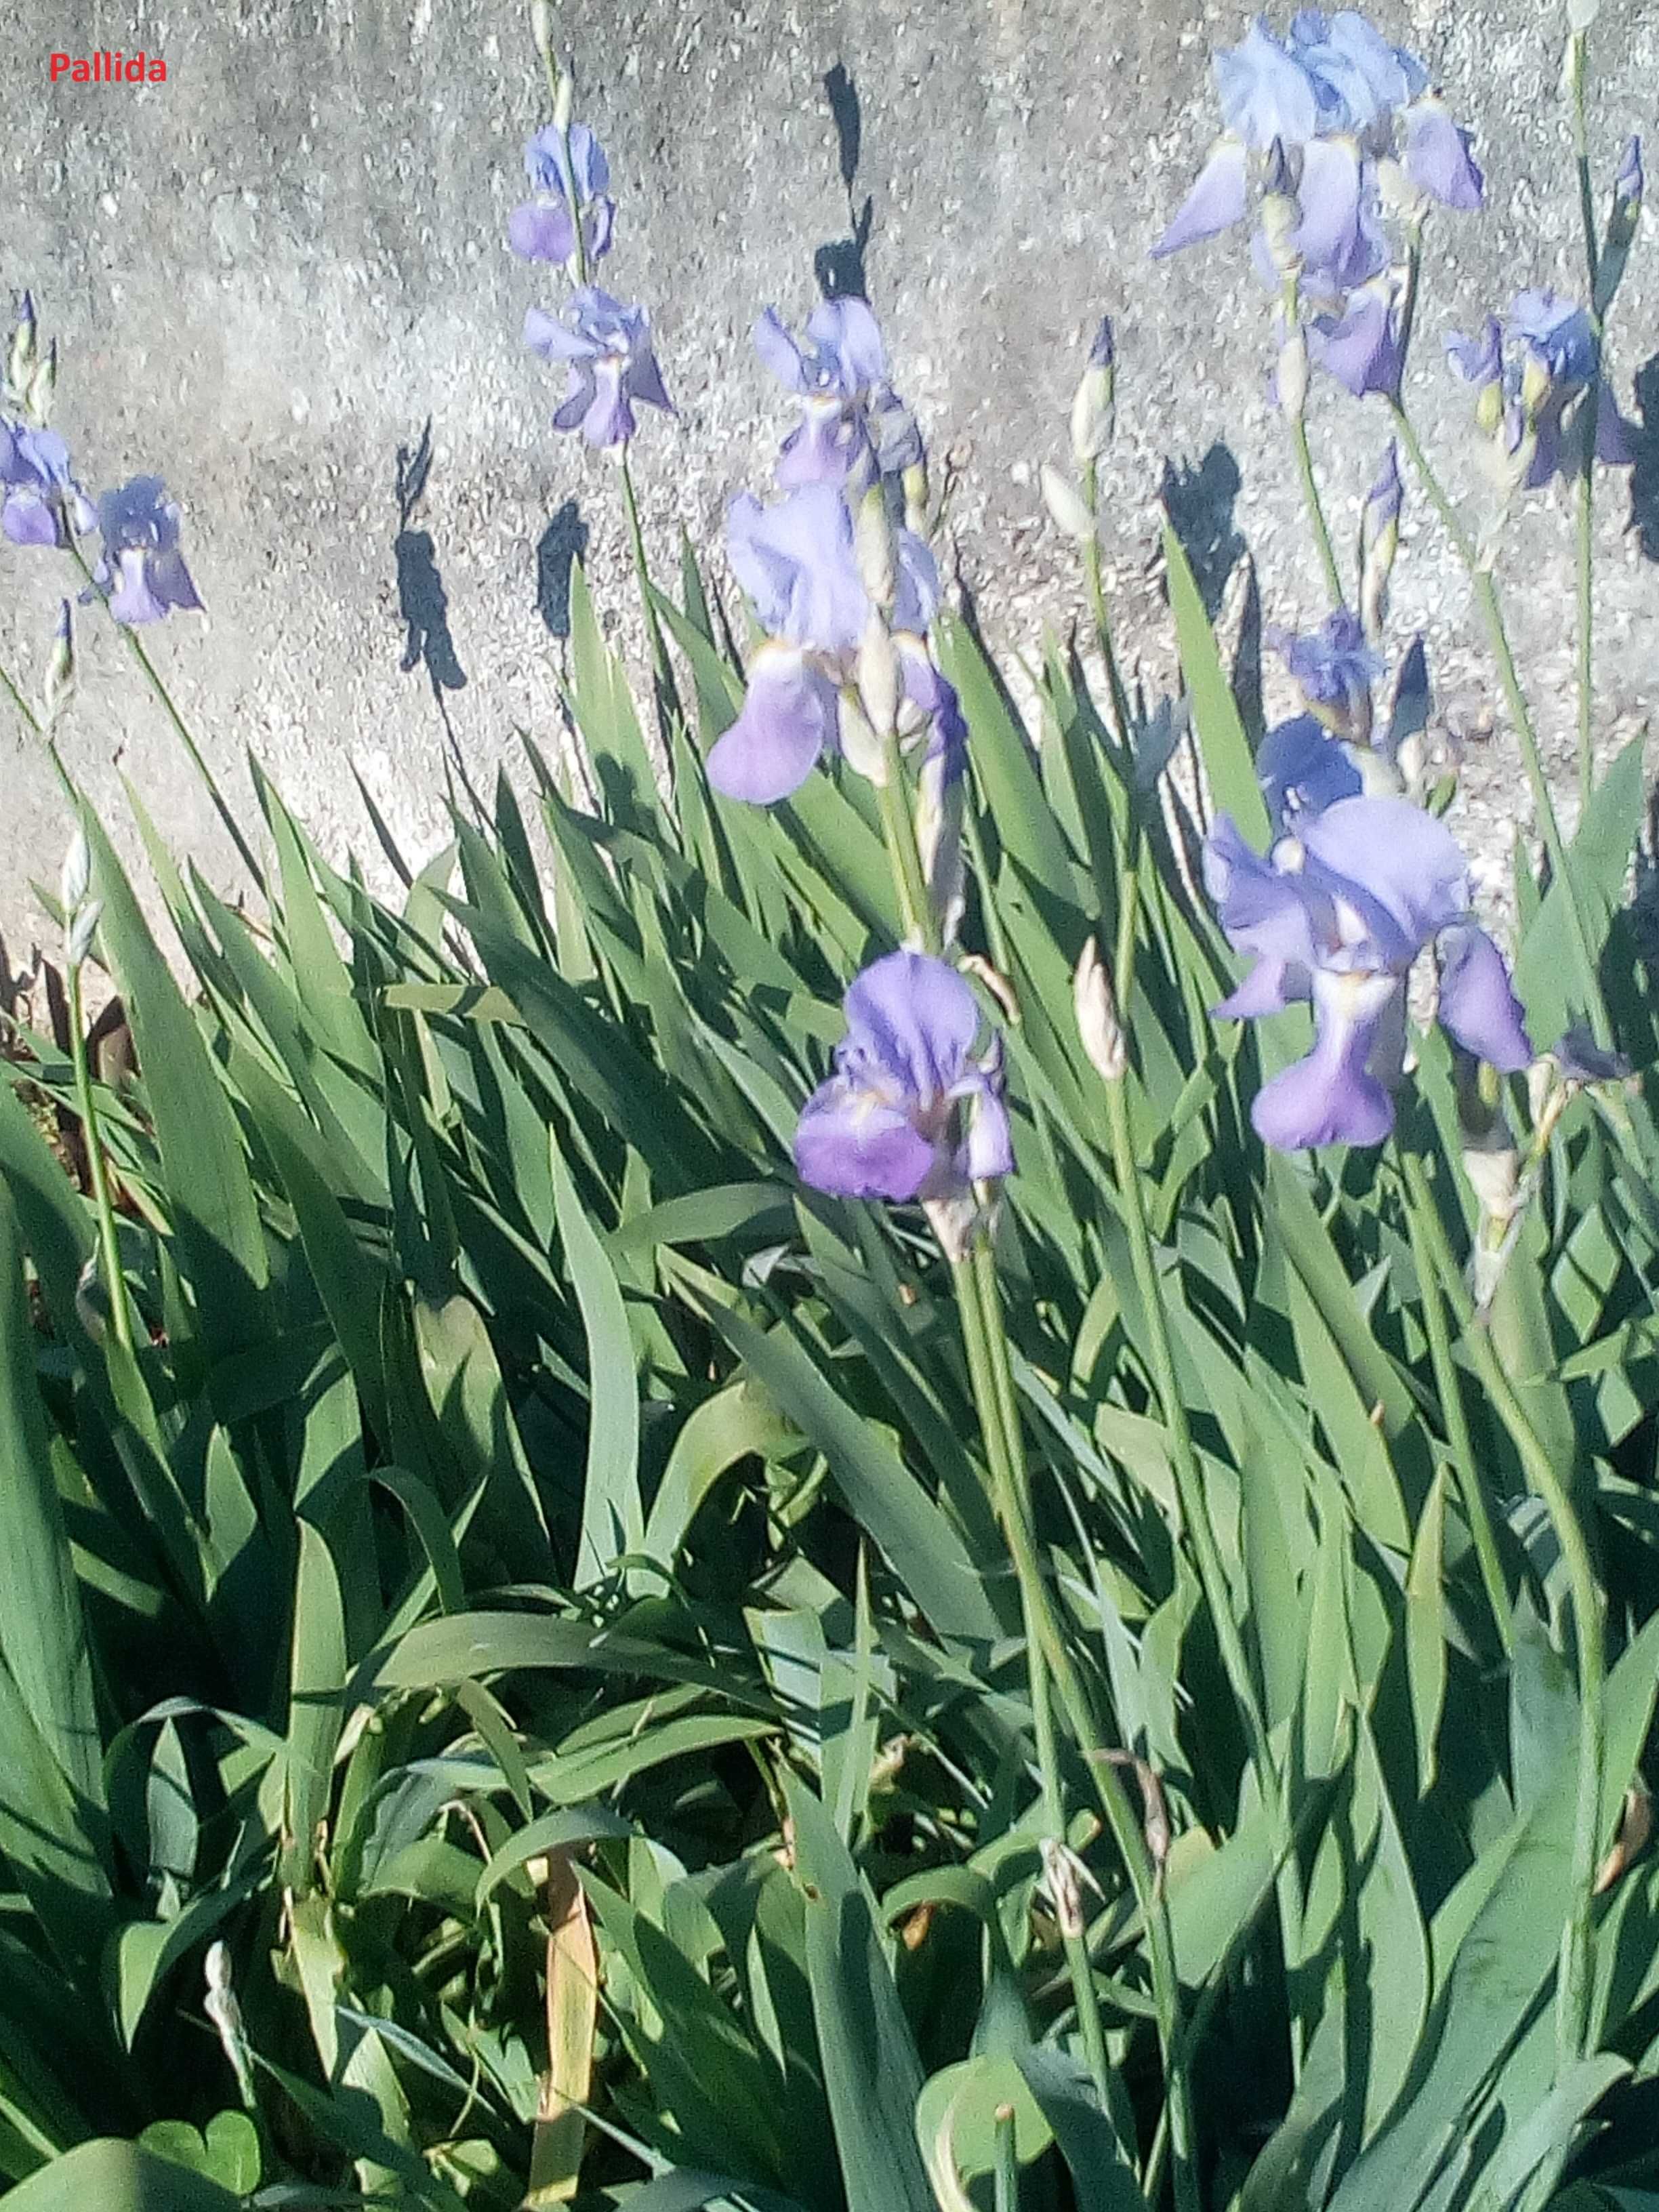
[1,0,1654,977]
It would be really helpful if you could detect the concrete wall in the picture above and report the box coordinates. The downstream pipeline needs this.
[3,0,1655,964]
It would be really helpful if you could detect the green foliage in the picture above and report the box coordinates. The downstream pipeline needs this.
[0,529,1656,2212]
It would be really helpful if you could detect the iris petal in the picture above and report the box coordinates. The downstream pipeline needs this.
[1437,924,1532,1071]
[1151,140,1249,259]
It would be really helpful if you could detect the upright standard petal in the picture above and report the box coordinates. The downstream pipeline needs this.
[805,298,888,392]
[1292,9,1425,134]
[1437,924,1532,1071]
[1215,21,1320,147]
[705,644,839,804]
[1151,139,1249,258]
[753,308,811,393]
[726,484,869,655]
[842,950,979,1109]
[1299,793,1467,949]
[1251,967,1399,1149]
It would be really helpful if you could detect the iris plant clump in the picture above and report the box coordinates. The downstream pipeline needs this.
[1,5,1654,2206]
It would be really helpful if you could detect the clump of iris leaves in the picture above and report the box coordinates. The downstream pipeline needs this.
[0,8,1657,2212]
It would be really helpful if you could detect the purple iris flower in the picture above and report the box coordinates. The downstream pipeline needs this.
[1509,289,1597,384]
[1153,13,1479,269]
[0,419,95,548]
[794,951,1012,1202]
[1448,289,1636,487]
[94,478,203,625]
[1305,274,1408,398]
[524,288,671,448]
[1446,315,1502,392]
[1205,794,1531,1149]
[707,483,945,805]
[1271,607,1381,740]
[1216,20,1321,146]
[754,298,922,490]
[508,123,616,264]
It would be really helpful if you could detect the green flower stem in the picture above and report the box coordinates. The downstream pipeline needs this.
[1080,460,1134,750]
[1100,835,1311,2065]
[618,447,680,724]
[1567,32,1602,809]
[1402,1190,1515,1660]
[954,1243,1197,2211]
[876,726,936,952]
[0,657,41,735]
[1574,400,1599,811]
[870,714,1191,2186]
[68,542,264,888]
[66,954,137,1364]
[1290,412,1344,610]
[993,2102,1020,2212]
[1401,1147,1605,2067]
[1568,33,1601,306]
[1388,402,1608,1044]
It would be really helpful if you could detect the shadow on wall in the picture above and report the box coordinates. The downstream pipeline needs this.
[535,499,590,638]
[1630,350,1659,562]
[1160,444,1246,619]
[815,63,872,302]
[394,422,467,693]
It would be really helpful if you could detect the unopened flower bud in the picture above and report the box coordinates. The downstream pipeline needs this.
[853,483,897,610]
[901,458,929,536]
[205,1941,258,2110]
[836,689,886,784]
[1069,315,1116,468]
[922,1190,980,1263]
[60,824,90,916]
[66,899,102,971]
[1275,322,1310,423]
[1463,1141,1520,1228]
[7,292,37,397]
[1074,935,1126,1082]
[1261,140,1302,278]
[916,741,966,949]
[552,62,575,133]
[856,615,901,738]
[1473,380,1505,436]
[1358,443,1401,642]
[530,0,556,61]
[26,342,56,427]
[1565,1,1597,41]
[42,600,75,725]
[1040,463,1095,544]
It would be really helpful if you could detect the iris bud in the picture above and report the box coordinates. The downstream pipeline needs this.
[1074,936,1127,1082]
[1040,463,1095,544]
